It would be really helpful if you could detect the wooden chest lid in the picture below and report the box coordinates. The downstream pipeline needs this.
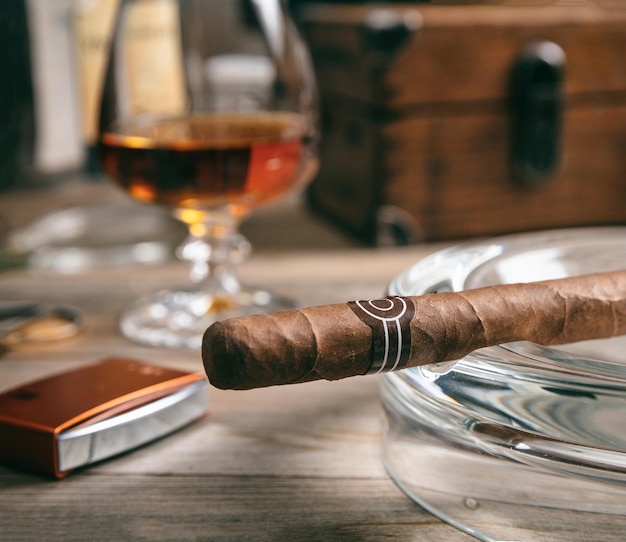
[301,3,626,107]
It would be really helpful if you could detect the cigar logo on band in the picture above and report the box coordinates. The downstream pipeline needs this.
[348,297,415,374]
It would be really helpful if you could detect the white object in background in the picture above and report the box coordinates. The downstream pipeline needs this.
[27,0,84,173]
[205,54,275,110]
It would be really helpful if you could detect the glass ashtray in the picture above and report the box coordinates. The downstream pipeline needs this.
[382,227,626,542]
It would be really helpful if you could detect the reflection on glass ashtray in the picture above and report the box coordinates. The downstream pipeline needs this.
[382,227,626,542]
[7,203,187,273]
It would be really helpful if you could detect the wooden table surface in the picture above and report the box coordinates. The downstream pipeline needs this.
[0,179,480,541]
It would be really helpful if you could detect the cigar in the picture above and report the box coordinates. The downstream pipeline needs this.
[202,270,626,390]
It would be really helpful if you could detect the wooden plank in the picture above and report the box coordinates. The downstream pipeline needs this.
[0,472,475,541]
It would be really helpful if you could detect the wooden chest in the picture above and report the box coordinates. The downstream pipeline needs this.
[300,3,626,244]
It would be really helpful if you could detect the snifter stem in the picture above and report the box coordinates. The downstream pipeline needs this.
[176,212,251,300]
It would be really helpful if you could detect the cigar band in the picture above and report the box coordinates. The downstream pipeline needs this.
[348,297,415,374]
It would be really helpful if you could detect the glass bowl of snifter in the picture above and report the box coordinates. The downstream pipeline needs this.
[381,227,626,542]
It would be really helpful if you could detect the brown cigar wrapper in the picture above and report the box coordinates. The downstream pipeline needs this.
[202,270,626,390]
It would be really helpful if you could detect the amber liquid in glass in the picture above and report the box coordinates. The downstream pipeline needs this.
[100,112,309,213]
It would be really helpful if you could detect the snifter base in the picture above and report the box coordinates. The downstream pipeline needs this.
[382,227,626,542]
[120,286,293,350]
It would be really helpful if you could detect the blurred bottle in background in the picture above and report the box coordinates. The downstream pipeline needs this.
[73,0,120,175]
[2,0,142,186]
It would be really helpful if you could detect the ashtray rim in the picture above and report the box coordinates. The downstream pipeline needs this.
[387,226,626,384]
